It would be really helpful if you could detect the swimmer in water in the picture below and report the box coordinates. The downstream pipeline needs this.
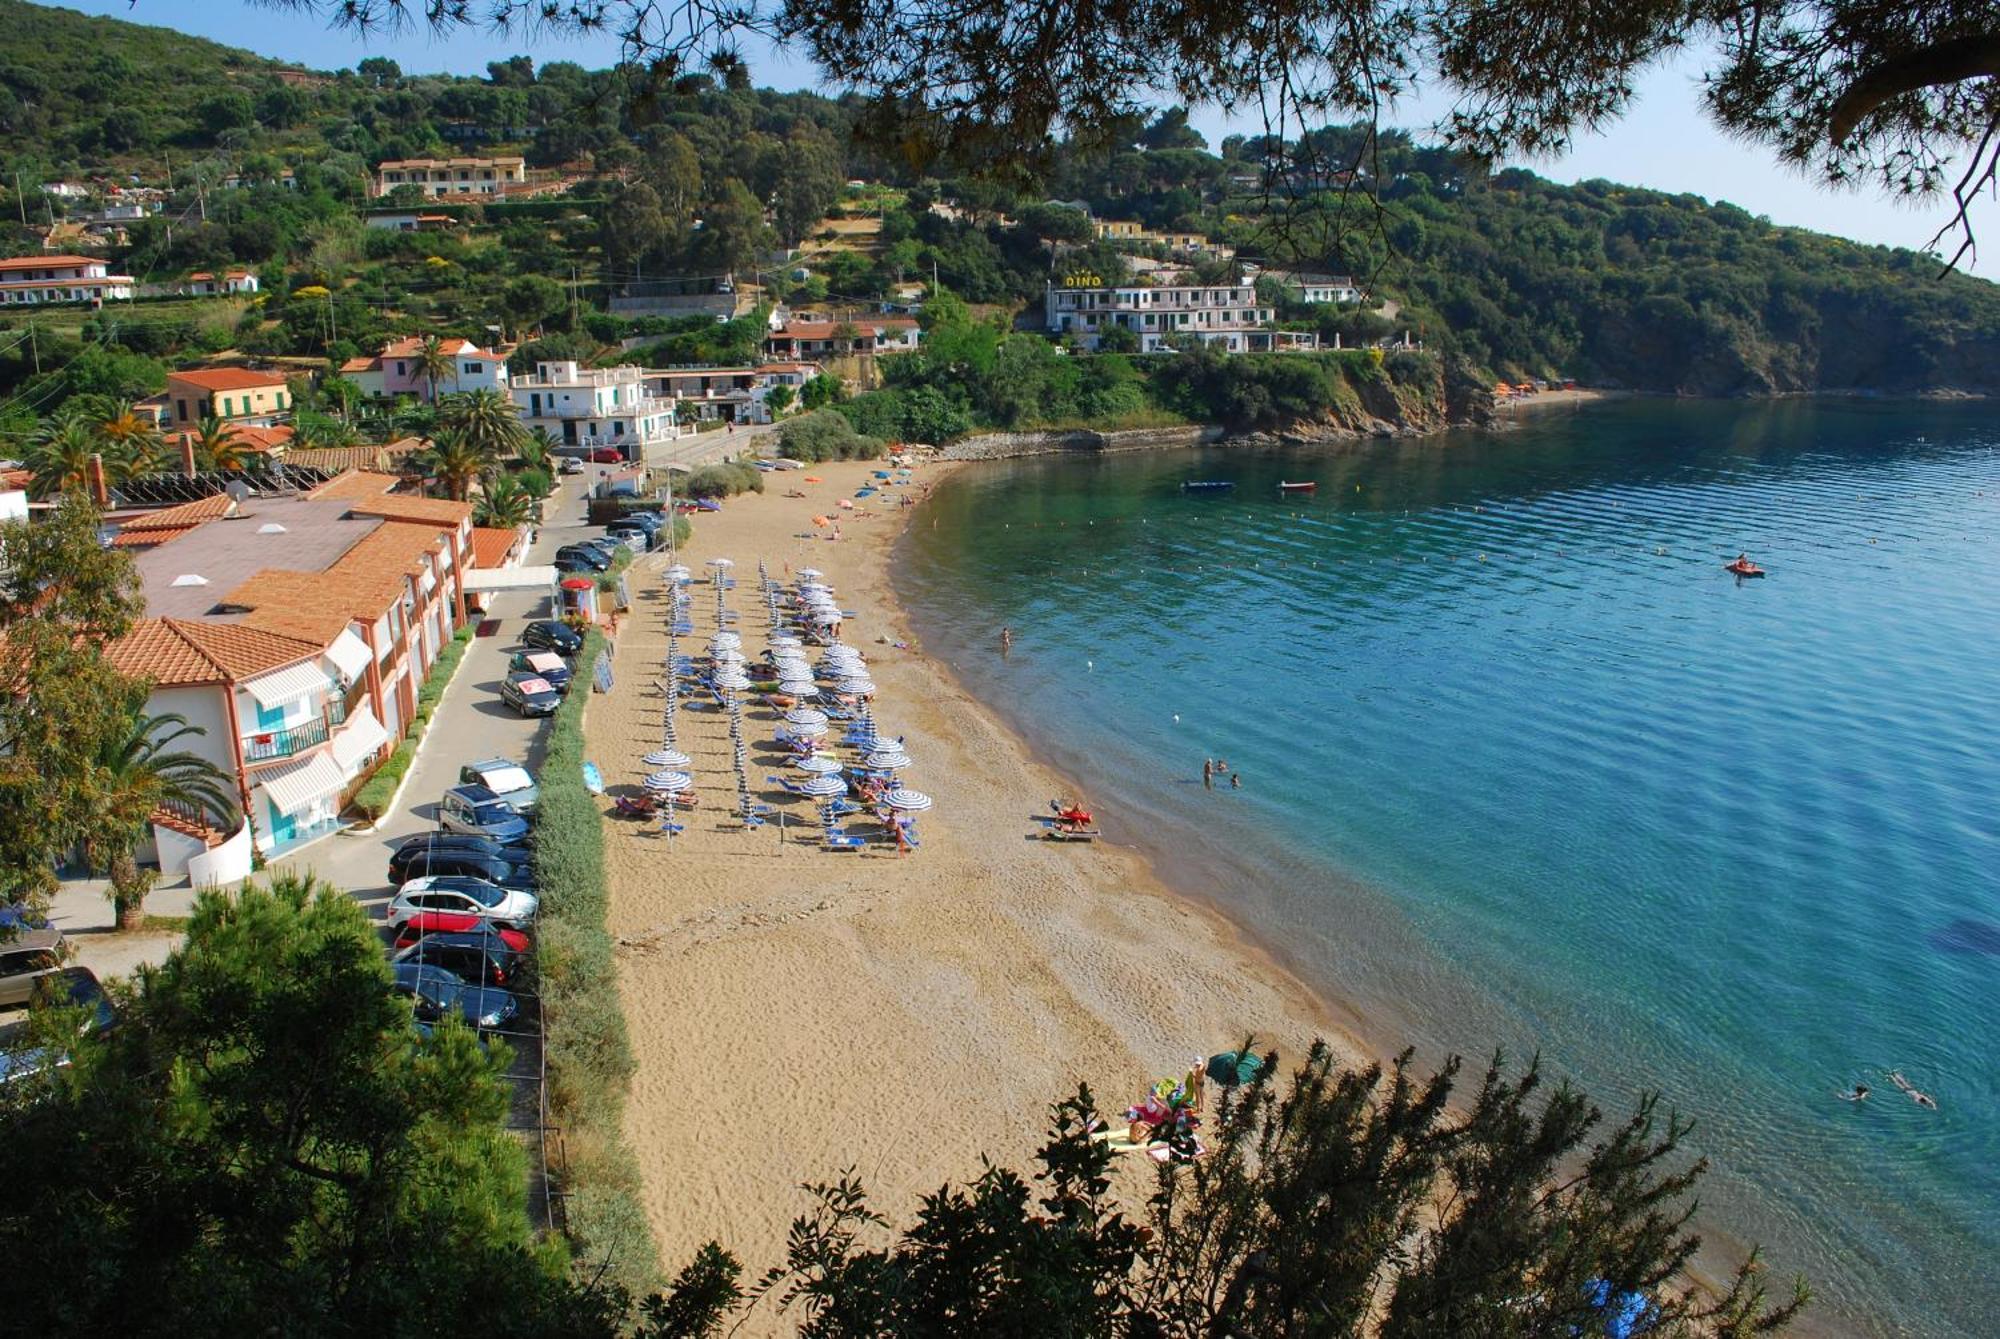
[1888,1070,1939,1110]
[1837,1083,1870,1102]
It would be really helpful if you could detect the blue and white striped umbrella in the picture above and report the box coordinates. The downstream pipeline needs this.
[796,773,846,797]
[793,755,842,775]
[884,787,933,812]
[714,671,752,691]
[779,680,818,698]
[785,708,829,727]
[837,677,877,695]
[865,746,912,770]
[785,719,829,739]
[645,770,694,792]
[642,749,691,769]
[710,631,742,650]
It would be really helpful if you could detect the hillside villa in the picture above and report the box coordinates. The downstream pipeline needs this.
[0,254,135,305]
[1044,281,1317,354]
[339,336,510,399]
[372,155,527,197]
[509,360,678,460]
[165,368,293,429]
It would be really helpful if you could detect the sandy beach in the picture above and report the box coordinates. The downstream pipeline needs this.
[589,457,1367,1301]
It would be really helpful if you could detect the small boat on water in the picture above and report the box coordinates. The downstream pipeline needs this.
[1181,480,1235,492]
[1724,558,1766,578]
[1278,480,1318,494]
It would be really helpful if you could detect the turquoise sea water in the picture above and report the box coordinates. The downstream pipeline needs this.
[896,399,2000,1337]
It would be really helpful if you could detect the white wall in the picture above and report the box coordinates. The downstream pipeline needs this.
[149,684,236,779]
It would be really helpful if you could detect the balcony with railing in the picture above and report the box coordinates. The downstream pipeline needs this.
[242,715,330,763]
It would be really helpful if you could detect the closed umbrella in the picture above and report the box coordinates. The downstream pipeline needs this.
[642,749,691,769]
[884,788,933,812]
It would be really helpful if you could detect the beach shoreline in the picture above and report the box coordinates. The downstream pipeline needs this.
[590,457,1374,1315]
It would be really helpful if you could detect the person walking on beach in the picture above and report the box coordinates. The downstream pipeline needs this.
[1203,759,1214,789]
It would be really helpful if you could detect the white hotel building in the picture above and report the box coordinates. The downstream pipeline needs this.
[1044,282,1316,354]
[0,254,136,305]
[509,361,679,461]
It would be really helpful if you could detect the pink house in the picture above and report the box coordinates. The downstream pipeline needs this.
[338,336,510,399]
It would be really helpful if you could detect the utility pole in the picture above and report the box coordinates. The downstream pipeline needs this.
[12,171,25,227]
[29,322,40,376]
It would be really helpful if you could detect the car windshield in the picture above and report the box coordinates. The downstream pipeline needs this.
[434,880,504,906]
[471,804,517,824]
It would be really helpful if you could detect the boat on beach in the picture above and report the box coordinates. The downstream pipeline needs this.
[1278,480,1318,494]
[1181,480,1235,492]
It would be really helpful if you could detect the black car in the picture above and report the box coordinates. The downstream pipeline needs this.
[388,834,533,887]
[390,963,521,1030]
[553,554,599,577]
[554,544,611,572]
[392,931,527,987]
[521,620,583,656]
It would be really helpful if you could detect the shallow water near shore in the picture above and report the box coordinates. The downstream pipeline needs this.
[898,398,2000,1336]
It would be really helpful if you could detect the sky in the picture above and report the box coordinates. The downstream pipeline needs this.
[59,0,1988,263]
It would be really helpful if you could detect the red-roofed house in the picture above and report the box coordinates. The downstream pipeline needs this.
[182,269,260,296]
[764,317,921,361]
[0,254,136,305]
[166,367,293,428]
[338,336,510,399]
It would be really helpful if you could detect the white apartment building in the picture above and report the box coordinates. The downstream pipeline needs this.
[0,254,136,305]
[1044,283,1317,354]
[1270,271,1363,304]
[510,361,679,460]
[373,156,527,198]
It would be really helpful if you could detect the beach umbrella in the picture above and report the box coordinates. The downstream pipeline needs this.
[793,755,842,775]
[796,773,846,797]
[837,678,877,697]
[785,707,829,727]
[798,567,823,579]
[1205,1047,1266,1088]
[884,788,933,812]
[779,680,818,698]
[710,631,742,649]
[665,564,691,579]
[865,746,912,770]
[641,749,691,769]
[645,770,694,792]
[714,673,752,692]
[786,719,829,739]
[706,557,734,570]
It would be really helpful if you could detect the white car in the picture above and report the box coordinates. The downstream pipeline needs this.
[459,758,539,814]
[387,876,538,929]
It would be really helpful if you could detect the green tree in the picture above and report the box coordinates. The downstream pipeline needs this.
[412,333,459,403]
[474,472,536,528]
[500,273,567,339]
[774,124,845,247]
[765,383,795,416]
[0,494,146,904]
[0,875,610,1335]
[193,90,254,139]
[437,387,527,463]
[81,712,238,930]
[22,412,107,499]
[418,428,486,501]
[189,416,253,472]
[697,178,773,280]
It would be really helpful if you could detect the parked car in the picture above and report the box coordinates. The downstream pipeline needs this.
[0,929,66,1008]
[388,875,539,928]
[574,536,623,559]
[391,912,531,955]
[586,446,623,464]
[560,456,585,475]
[390,962,521,1031]
[438,784,530,842]
[387,836,533,889]
[521,620,583,656]
[506,651,572,694]
[501,672,562,717]
[393,930,527,987]
[554,544,611,572]
[554,554,599,577]
[0,968,115,1085]
[459,758,539,814]
[604,525,652,552]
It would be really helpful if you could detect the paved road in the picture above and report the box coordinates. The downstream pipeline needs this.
[270,470,608,911]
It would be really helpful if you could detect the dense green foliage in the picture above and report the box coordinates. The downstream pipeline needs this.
[681,461,765,499]
[777,409,886,462]
[531,628,662,1300]
[0,875,612,1337]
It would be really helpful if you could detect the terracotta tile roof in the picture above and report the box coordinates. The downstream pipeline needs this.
[283,445,419,474]
[339,356,379,374]
[227,520,455,640]
[307,470,404,502]
[770,318,920,341]
[469,525,524,569]
[106,616,324,686]
[341,494,474,527]
[110,494,238,549]
[2,467,34,491]
[109,526,200,549]
[0,254,103,270]
[167,367,289,392]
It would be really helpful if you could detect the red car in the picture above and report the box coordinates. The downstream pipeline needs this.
[391,912,531,955]
[586,446,624,463]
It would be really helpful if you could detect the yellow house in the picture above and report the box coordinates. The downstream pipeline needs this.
[1093,219,1146,240]
[166,368,292,428]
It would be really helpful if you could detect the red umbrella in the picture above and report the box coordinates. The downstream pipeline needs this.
[559,577,594,591]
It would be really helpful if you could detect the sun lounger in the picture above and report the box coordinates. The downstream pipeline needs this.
[822,829,868,851]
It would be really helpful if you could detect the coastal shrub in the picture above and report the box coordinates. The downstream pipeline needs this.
[353,625,473,819]
[681,462,763,499]
[777,408,886,463]
[531,628,661,1299]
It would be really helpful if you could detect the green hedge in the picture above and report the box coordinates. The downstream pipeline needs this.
[352,625,474,820]
[532,628,662,1297]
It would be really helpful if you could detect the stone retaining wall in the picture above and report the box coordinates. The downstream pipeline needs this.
[940,424,1225,460]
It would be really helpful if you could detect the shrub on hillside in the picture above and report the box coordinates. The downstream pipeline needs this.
[776,409,885,463]
[681,462,764,499]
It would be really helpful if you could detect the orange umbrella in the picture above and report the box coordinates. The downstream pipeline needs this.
[803,476,824,483]
[811,515,830,527]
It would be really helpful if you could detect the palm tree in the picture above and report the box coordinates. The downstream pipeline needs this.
[412,334,458,404]
[517,424,557,472]
[437,387,526,463]
[24,412,106,498]
[83,710,238,930]
[417,429,484,501]
[474,473,537,528]
[190,416,253,472]
[320,373,363,425]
